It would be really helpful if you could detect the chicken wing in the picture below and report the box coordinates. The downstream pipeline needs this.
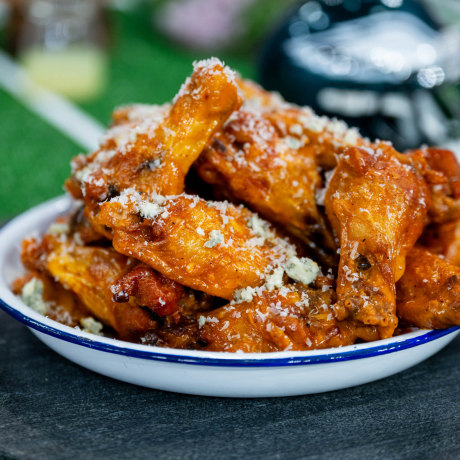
[325,144,430,337]
[66,58,242,237]
[396,247,460,328]
[96,189,319,299]
[236,78,367,170]
[29,236,160,340]
[195,79,368,265]
[111,265,185,317]
[20,225,194,340]
[198,280,379,352]
[411,147,460,265]
[195,108,335,262]
[408,147,460,224]
[12,271,92,327]
[421,219,460,267]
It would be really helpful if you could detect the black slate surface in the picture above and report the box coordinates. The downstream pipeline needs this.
[1,310,460,460]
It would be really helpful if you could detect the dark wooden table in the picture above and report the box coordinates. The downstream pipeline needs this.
[1,309,459,460]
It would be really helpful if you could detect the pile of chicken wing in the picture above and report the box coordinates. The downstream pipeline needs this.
[14,58,460,352]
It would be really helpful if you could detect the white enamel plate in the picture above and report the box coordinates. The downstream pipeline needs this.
[0,196,458,398]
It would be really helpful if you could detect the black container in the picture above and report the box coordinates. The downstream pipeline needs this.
[260,0,460,151]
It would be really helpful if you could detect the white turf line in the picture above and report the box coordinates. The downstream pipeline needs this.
[0,50,105,151]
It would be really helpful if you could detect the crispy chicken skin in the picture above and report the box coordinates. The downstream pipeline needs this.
[397,247,460,328]
[97,190,299,299]
[24,234,158,340]
[412,147,460,266]
[111,265,185,317]
[12,271,92,327]
[421,220,460,267]
[66,59,242,237]
[199,281,380,352]
[196,79,369,263]
[325,144,430,337]
[408,147,460,224]
[20,230,191,340]
[195,108,334,257]
[236,78,367,170]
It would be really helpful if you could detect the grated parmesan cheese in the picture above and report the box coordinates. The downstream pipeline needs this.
[198,315,219,328]
[138,201,162,220]
[75,166,91,182]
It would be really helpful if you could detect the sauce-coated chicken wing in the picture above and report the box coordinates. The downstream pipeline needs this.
[27,235,160,340]
[20,225,193,340]
[66,58,242,236]
[96,189,317,299]
[195,108,334,259]
[421,219,460,267]
[196,79,368,265]
[397,247,460,328]
[111,265,185,317]
[325,144,429,337]
[12,271,92,327]
[408,147,460,223]
[199,282,379,352]
[236,78,366,170]
[413,147,460,265]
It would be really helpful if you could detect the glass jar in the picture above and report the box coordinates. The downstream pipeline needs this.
[13,0,109,101]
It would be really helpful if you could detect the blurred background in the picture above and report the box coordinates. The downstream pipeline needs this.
[1,0,460,220]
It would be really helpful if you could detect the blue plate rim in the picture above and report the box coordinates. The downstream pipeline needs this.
[1,296,458,367]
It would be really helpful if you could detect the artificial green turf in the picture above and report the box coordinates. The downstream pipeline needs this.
[0,6,255,220]
[0,89,79,218]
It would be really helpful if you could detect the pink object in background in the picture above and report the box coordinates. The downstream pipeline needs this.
[156,0,253,50]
